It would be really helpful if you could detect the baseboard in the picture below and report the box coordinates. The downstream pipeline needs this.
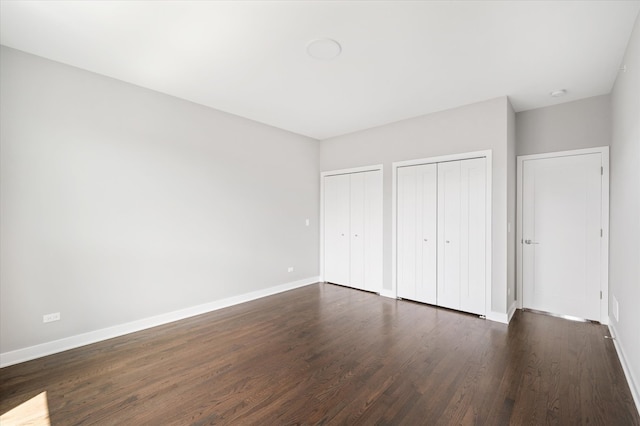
[0,276,319,368]
[379,289,397,299]
[508,302,517,322]
[608,322,640,415]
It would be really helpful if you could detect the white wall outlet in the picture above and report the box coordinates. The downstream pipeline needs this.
[305,219,310,227]
[43,312,60,323]
[613,295,619,322]
[287,267,294,273]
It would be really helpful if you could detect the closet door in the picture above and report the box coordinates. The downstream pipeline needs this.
[324,174,350,285]
[324,169,382,292]
[397,166,418,300]
[349,173,365,290]
[459,158,486,315]
[397,164,437,303]
[437,161,462,310]
[363,170,383,292]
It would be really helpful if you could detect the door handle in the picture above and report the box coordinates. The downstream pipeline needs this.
[524,239,539,245]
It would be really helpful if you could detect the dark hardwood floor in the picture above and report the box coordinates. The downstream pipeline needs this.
[1,283,638,425]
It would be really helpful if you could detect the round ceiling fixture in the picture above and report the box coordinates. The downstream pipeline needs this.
[306,38,342,60]
[550,89,567,97]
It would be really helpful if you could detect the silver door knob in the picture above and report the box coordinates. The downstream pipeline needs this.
[446,240,450,243]
[423,238,428,242]
[524,239,539,244]
[354,234,358,237]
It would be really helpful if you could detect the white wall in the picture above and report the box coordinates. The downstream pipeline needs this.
[319,97,510,317]
[0,47,320,355]
[610,13,640,404]
[516,94,611,156]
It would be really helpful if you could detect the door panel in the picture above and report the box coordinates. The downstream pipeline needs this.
[397,164,437,303]
[522,153,602,320]
[349,173,365,290]
[419,165,438,304]
[363,170,383,292]
[437,161,461,310]
[460,158,486,315]
[324,174,350,285]
[397,167,418,300]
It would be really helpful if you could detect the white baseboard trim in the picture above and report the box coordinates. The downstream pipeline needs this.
[487,311,509,324]
[0,276,320,368]
[608,322,640,415]
[508,302,517,322]
[379,290,397,299]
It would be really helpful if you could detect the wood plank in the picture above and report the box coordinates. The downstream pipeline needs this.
[1,284,638,425]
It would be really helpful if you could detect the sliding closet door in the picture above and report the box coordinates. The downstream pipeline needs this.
[397,164,437,304]
[459,158,486,315]
[324,174,350,285]
[437,161,462,310]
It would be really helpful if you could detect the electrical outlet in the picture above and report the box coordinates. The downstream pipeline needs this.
[288,267,294,273]
[43,312,60,323]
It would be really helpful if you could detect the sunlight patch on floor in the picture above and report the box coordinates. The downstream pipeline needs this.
[0,391,51,426]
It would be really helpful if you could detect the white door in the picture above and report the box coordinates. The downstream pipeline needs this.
[522,153,602,321]
[397,164,437,304]
[363,170,383,292]
[349,173,365,290]
[459,158,486,315]
[324,174,350,285]
[437,161,462,310]
[323,169,383,292]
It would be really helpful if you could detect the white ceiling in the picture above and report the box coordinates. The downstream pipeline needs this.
[1,1,638,140]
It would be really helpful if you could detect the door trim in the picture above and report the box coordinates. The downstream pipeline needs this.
[391,150,493,318]
[320,164,383,286]
[516,147,609,324]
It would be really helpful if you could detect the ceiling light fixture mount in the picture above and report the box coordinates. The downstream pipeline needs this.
[550,89,567,97]
[306,38,342,60]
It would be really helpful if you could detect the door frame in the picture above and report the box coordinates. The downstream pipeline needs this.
[516,147,609,324]
[391,150,493,318]
[319,164,383,288]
